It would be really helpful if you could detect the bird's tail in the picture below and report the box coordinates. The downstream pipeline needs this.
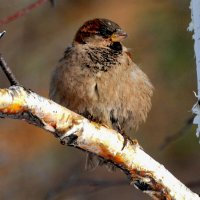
[85,152,116,171]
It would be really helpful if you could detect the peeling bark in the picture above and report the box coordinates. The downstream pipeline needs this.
[0,86,199,200]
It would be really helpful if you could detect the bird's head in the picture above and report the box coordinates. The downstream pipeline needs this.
[73,18,127,49]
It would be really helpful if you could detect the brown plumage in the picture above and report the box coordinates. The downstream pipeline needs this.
[49,18,153,170]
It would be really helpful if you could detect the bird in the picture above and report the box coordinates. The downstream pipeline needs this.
[49,18,153,170]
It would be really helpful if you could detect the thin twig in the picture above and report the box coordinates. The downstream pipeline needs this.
[0,0,50,26]
[160,116,194,150]
[46,178,127,200]
[0,55,19,86]
[0,31,6,39]
[45,161,127,200]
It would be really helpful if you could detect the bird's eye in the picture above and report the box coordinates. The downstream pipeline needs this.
[99,28,112,37]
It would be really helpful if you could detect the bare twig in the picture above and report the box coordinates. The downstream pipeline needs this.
[0,32,19,86]
[0,31,6,39]
[46,161,126,200]
[46,178,127,200]
[0,85,199,200]
[0,0,50,26]
[0,55,20,86]
[160,116,194,150]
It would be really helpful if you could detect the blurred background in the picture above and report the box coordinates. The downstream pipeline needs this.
[0,0,199,199]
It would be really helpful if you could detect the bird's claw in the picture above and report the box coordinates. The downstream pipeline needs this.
[121,132,134,150]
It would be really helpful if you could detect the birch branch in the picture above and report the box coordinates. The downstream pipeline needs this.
[0,86,199,200]
[189,0,200,140]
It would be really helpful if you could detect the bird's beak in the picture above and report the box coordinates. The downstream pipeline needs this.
[111,29,128,42]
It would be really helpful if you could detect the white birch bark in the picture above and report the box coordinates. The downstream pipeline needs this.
[0,86,199,200]
[189,0,200,139]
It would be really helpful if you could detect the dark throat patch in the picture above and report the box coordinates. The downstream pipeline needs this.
[83,42,122,73]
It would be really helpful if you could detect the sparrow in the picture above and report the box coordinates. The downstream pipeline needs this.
[49,18,153,170]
